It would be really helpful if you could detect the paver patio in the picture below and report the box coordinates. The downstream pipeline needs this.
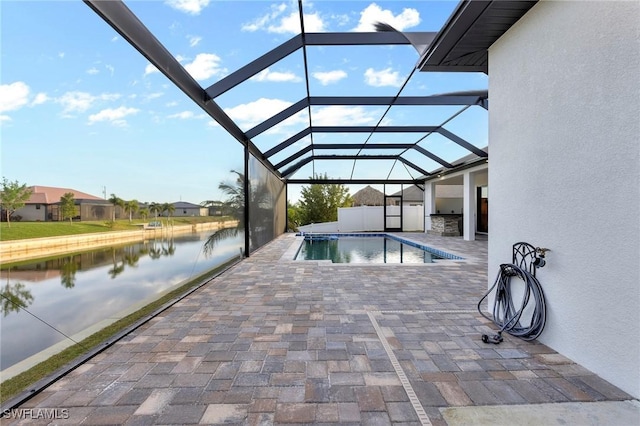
[6,233,637,425]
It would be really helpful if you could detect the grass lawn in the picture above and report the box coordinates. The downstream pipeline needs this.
[0,217,233,241]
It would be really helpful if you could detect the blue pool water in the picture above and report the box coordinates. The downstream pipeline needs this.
[295,234,462,264]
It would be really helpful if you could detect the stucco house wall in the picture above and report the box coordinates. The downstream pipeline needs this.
[171,202,208,217]
[488,1,639,398]
[11,186,110,222]
[434,185,463,216]
[12,204,46,221]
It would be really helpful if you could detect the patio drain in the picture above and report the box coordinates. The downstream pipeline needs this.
[367,311,432,426]
[366,309,479,426]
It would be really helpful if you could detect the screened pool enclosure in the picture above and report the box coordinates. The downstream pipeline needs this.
[82,0,532,255]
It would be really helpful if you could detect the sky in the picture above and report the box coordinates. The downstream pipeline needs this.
[1,0,487,205]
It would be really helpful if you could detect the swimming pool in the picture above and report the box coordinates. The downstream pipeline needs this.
[294,233,463,264]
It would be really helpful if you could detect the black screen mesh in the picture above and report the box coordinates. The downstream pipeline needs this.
[248,155,286,252]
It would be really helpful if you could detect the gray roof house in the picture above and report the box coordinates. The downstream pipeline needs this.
[171,201,208,217]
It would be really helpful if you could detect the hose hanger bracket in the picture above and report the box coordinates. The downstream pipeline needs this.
[512,242,550,276]
[478,242,549,344]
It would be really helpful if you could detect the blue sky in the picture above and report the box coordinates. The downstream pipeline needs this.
[1,0,487,204]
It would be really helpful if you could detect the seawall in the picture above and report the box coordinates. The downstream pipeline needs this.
[0,220,239,264]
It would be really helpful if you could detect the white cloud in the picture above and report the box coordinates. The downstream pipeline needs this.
[87,67,99,75]
[166,101,179,107]
[58,91,121,115]
[58,92,93,114]
[88,106,139,126]
[111,36,119,42]
[0,83,51,122]
[165,0,210,15]
[145,92,164,101]
[270,12,324,34]
[224,101,381,135]
[311,106,379,126]
[252,68,302,83]
[302,13,325,32]
[353,3,420,32]
[0,82,30,114]
[364,67,403,87]
[188,35,202,47]
[224,98,293,129]
[313,70,347,85]
[167,111,195,119]
[242,4,324,34]
[332,13,351,28]
[106,64,115,76]
[184,53,226,81]
[31,93,49,106]
[242,3,287,32]
[58,52,65,59]
[144,63,160,76]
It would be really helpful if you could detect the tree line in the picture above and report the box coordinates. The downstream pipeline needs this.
[1,172,354,230]
[0,177,180,226]
[106,195,176,223]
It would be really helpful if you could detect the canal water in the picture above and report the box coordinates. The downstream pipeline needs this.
[0,228,243,372]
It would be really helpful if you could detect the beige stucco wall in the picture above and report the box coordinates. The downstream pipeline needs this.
[12,205,46,221]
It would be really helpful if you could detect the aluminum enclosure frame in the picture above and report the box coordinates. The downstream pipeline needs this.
[83,0,537,254]
[84,0,489,188]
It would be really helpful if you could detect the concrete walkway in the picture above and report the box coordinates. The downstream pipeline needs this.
[7,233,638,425]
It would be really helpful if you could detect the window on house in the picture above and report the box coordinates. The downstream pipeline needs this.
[36,204,41,209]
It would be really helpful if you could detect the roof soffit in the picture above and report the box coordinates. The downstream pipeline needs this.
[417,0,538,72]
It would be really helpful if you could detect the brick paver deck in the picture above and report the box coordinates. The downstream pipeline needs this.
[7,233,635,425]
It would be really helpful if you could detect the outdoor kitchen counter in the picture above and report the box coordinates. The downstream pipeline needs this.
[428,214,463,236]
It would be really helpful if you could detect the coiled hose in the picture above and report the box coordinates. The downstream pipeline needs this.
[477,263,547,342]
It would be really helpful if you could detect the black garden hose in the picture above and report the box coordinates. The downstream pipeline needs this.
[478,263,547,342]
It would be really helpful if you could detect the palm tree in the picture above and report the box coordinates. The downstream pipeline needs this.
[138,207,149,221]
[149,202,161,220]
[212,169,275,252]
[149,240,163,259]
[203,227,240,258]
[108,247,126,278]
[160,235,176,257]
[123,245,140,267]
[124,199,139,222]
[161,202,175,226]
[108,194,124,221]
[218,170,245,222]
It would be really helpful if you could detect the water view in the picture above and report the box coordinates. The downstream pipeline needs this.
[0,228,243,372]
